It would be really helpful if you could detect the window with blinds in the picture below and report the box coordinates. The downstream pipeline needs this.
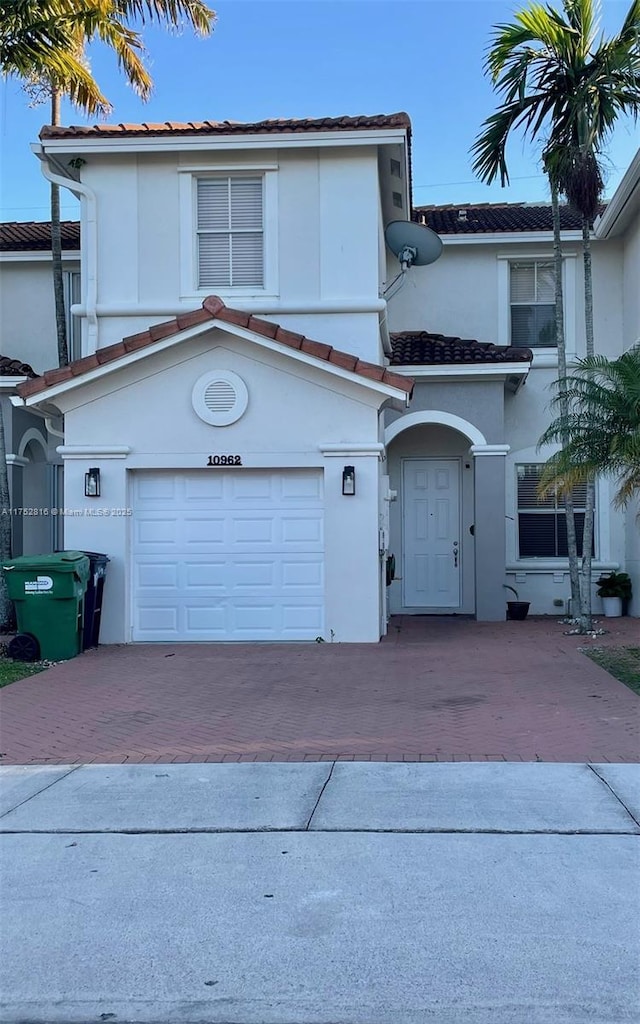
[196,177,264,289]
[510,261,556,348]
[517,463,593,558]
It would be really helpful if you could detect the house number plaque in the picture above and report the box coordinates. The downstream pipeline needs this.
[207,455,243,466]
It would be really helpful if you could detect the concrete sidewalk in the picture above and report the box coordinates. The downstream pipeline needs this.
[1,762,639,1023]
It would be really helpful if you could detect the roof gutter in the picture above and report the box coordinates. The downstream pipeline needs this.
[32,144,98,352]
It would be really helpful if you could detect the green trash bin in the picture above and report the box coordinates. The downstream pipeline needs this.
[3,551,90,662]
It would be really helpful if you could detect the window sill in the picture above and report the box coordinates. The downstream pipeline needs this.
[507,561,618,573]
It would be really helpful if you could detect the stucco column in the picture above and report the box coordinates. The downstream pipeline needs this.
[470,444,510,622]
[319,443,385,643]
[6,455,28,556]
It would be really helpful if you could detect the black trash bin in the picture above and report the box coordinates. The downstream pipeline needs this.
[80,552,110,650]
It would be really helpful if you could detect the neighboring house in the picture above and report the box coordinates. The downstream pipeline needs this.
[0,221,81,556]
[9,113,639,643]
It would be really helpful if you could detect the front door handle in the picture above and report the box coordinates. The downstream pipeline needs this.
[453,542,459,568]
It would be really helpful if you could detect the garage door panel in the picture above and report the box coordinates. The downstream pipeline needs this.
[136,562,179,589]
[184,517,226,545]
[136,604,179,634]
[132,470,325,641]
[183,475,224,501]
[135,517,178,546]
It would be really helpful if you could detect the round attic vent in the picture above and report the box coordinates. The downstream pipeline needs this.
[192,371,248,426]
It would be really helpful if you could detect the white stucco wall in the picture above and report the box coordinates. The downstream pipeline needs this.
[623,215,640,348]
[387,232,631,616]
[53,328,388,643]
[388,237,624,362]
[75,146,383,361]
[0,259,79,372]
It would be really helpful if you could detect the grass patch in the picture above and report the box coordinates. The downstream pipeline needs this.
[0,658,47,688]
[584,647,640,695]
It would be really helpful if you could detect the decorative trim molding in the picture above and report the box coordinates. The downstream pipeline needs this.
[470,444,511,457]
[5,454,29,467]
[56,445,131,459]
[385,411,487,447]
[319,443,385,458]
[17,427,48,459]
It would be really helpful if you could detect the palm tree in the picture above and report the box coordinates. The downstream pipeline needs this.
[471,0,640,631]
[538,346,640,509]
[4,0,216,366]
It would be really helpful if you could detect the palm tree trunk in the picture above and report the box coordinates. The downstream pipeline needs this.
[580,215,596,631]
[0,400,15,631]
[551,180,581,614]
[50,87,69,368]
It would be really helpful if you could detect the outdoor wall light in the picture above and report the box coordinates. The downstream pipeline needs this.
[342,465,356,496]
[84,467,101,498]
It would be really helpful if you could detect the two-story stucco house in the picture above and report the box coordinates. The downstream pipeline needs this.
[10,113,640,643]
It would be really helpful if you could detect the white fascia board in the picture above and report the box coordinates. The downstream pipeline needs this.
[0,376,29,390]
[594,148,640,238]
[0,251,80,262]
[390,363,531,381]
[441,230,583,245]
[40,128,409,157]
[18,315,410,408]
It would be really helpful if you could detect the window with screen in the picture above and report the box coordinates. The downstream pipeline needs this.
[517,463,593,558]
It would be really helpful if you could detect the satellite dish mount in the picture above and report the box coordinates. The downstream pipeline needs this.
[382,220,443,299]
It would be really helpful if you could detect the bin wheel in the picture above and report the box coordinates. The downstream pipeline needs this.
[8,633,40,663]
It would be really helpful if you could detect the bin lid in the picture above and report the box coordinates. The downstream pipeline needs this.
[3,551,90,581]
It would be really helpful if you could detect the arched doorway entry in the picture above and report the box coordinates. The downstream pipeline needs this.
[385,413,485,617]
[19,430,52,555]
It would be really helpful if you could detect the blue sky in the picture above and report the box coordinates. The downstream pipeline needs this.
[1,0,638,222]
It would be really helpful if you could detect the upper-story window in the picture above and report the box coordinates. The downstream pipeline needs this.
[510,260,556,348]
[196,177,264,289]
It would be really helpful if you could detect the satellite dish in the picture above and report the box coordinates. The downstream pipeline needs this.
[385,219,443,268]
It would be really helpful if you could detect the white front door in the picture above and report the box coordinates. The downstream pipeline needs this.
[402,459,461,609]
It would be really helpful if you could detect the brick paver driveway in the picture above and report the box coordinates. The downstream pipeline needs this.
[1,617,638,765]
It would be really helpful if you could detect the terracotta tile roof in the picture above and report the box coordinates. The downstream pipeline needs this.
[0,221,80,252]
[390,331,533,366]
[414,202,606,234]
[17,297,414,399]
[40,113,411,140]
[0,356,38,377]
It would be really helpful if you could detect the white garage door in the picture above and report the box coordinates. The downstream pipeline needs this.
[131,470,324,641]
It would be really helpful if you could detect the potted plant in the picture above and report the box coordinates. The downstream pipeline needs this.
[595,571,632,618]
[504,584,530,621]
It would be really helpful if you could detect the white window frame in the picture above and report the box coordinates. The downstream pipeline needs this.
[179,166,278,300]
[498,254,576,367]
[63,269,82,362]
[515,462,594,560]
[504,449,614,570]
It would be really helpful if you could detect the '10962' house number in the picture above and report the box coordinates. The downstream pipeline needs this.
[207,455,243,466]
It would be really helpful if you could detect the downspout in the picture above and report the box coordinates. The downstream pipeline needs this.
[379,307,393,358]
[35,150,99,353]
